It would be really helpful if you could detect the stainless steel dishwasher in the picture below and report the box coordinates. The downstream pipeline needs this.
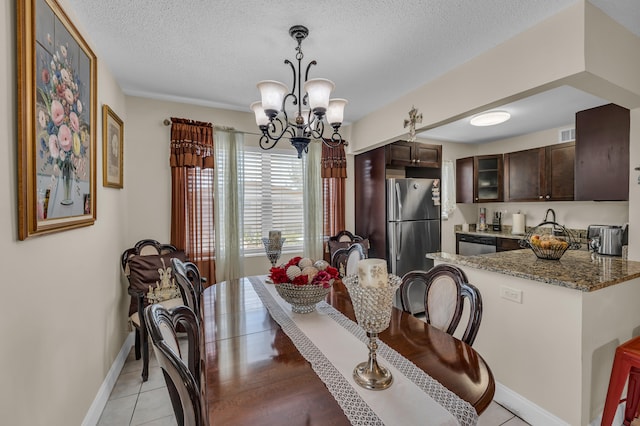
[457,234,497,255]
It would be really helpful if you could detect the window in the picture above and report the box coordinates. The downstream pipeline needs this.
[243,147,304,254]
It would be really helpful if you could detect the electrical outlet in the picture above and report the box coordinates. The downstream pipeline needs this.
[500,286,523,303]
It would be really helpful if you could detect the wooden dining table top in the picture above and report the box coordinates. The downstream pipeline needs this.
[201,276,495,425]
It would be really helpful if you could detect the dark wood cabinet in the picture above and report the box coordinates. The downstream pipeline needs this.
[456,155,503,203]
[575,103,630,201]
[456,157,475,204]
[354,147,387,259]
[504,142,574,202]
[497,237,522,252]
[546,142,575,201]
[386,140,441,168]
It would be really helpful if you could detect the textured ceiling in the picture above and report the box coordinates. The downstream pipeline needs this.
[65,0,640,142]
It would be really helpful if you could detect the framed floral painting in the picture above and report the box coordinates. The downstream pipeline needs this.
[17,0,97,239]
[103,105,124,188]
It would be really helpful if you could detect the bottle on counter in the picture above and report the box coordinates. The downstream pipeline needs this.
[478,208,486,231]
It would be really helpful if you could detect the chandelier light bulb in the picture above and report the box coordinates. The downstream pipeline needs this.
[257,80,288,118]
[326,99,348,126]
[304,78,334,116]
[250,101,269,127]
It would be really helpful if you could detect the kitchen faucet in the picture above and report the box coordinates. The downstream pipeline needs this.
[543,208,562,236]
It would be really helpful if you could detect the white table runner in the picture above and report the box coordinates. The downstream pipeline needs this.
[249,276,478,426]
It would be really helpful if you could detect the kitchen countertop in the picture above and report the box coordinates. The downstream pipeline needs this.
[426,249,640,292]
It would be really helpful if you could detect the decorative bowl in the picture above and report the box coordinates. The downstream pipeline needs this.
[274,282,332,314]
[519,221,581,260]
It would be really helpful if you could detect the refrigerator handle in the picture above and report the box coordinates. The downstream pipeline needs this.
[396,222,402,261]
[395,182,403,221]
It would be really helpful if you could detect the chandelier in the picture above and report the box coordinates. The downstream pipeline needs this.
[250,25,348,158]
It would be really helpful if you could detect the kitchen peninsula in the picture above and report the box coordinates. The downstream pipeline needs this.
[426,249,640,425]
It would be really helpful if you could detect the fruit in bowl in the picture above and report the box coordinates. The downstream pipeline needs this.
[530,234,569,250]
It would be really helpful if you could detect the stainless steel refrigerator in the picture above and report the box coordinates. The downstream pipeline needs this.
[387,177,441,277]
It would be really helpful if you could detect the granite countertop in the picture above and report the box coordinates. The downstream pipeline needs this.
[426,250,640,292]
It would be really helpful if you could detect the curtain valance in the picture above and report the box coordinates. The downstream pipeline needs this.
[169,117,214,169]
[321,142,347,178]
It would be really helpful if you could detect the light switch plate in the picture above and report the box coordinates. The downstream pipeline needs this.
[500,285,523,303]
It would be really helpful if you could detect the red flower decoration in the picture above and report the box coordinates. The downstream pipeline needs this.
[292,275,308,286]
[268,257,340,287]
[269,266,289,284]
[286,256,302,268]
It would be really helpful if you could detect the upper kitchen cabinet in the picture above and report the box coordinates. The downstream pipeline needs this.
[386,140,442,168]
[456,154,503,203]
[504,142,574,202]
[575,104,630,201]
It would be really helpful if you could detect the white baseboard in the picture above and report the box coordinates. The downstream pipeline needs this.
[493,382,570,426]
[82,332,135,426]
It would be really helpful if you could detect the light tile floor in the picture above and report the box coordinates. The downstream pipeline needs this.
[97,345,530,426]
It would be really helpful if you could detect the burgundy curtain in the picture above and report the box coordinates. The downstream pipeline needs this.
[322,142,347,261]
[170,117,215,284]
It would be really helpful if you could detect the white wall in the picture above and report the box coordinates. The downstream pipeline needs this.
[1,1,129,424]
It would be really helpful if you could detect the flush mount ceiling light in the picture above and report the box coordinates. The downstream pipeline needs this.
[251,25,348,158]
[470,111,511,127]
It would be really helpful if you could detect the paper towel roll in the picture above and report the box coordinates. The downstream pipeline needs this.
[512,213,526,235]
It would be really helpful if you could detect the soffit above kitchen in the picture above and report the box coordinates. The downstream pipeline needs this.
[417,86,609,144]
[65,0,639,131]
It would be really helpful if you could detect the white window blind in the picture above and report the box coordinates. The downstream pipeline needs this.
[243,148,304,254]
[186,168,215,258]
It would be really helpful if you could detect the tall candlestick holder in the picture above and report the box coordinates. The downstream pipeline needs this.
[342,274,402,390]
[262,237,286,267]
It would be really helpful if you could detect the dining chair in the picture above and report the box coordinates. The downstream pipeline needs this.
[171,258,203,319]
[332,243,366,277]
[399,264,483,346]
[121,239,186,381]
[327,230,369,263]
[144,304,208,426]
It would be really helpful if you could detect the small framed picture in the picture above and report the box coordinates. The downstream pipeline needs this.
[102,104,124,188]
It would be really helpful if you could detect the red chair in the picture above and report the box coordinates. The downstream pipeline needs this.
[602,336,640,425]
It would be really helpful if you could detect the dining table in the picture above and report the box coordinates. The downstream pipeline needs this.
[201,275,495,425]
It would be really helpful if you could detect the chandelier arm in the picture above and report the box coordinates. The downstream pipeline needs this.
[304,60,317,82]
[258,133,279,151]
[321,129,347,148]
[309,119,325,140]
[263,117,296,143]
[284,60,298,107]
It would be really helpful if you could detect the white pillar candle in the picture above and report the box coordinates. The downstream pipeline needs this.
[357,259,388,288]
[269,230,281,241]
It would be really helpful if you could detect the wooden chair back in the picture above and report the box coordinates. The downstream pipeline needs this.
[145,304,208,426]
[332,243,366,277]
[172,258,202,319]
[399,264,483,346]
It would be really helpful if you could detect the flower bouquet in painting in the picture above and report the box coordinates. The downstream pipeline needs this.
[269,257,339,314]
[36,40,90,209]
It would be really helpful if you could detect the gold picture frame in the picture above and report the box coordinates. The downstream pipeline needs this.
[17,0,97,239]
[103,105,124,188]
